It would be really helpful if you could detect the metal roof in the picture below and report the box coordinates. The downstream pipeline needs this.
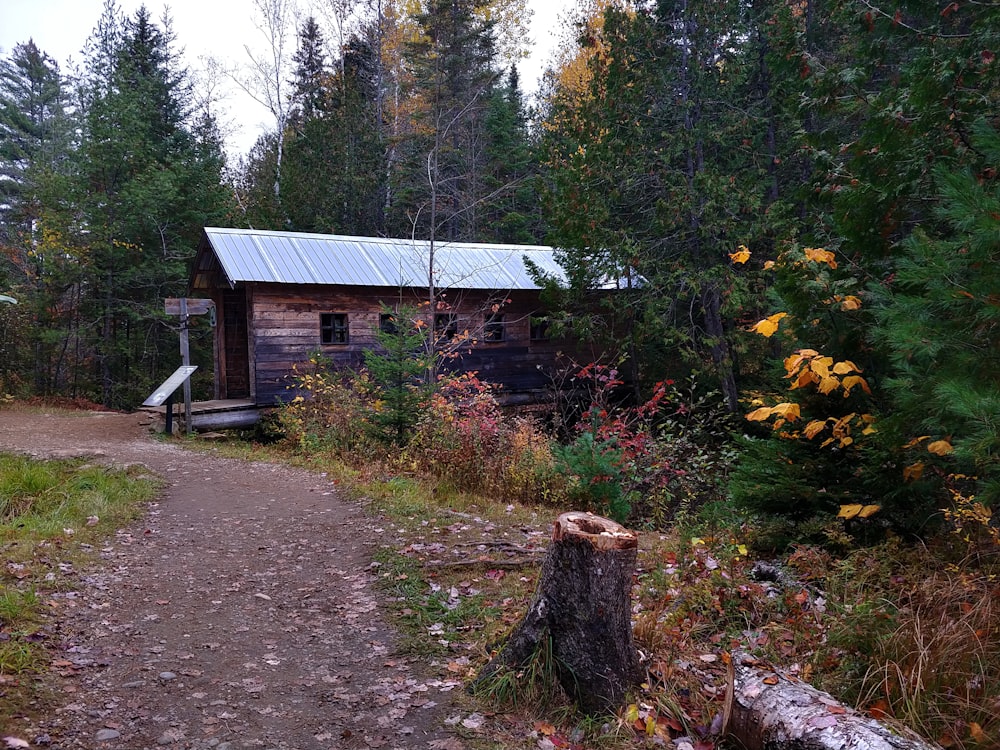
[202,228,569,291]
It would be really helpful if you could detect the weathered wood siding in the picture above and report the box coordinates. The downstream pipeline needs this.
[245,284,581,405]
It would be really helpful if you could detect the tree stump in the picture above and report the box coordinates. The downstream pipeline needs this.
[473,511,641,715]
[725,652,940,750]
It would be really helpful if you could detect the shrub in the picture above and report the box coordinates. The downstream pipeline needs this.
[406,373,562,503]
[278,354,375,456]
[553,365,737,526]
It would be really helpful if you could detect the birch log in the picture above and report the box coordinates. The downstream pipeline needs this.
[726,652,941,750]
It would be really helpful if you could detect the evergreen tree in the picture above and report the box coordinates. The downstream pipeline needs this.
[392,0,500,242]
[479,66,544,244]
[289,16,330,125]
[875,121,1000,504]
[281,24,386,235]
[0,40,70,238]
[541,0,779,405]
[76,3,231,407]
[0,39,81,396]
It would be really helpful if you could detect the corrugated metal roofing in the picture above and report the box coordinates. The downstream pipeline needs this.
[203,228,569,291]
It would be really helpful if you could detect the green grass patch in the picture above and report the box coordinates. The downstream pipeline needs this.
[0,452,159,725]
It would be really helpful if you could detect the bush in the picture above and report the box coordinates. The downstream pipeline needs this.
[407,373,562,503]
[553,365,737,526]
[278,354,376,456]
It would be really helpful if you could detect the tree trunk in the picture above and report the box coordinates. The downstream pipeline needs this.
[473,512,641,715]
[725,652,939,750]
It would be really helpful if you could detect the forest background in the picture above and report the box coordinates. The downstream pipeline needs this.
[3,0,1000,745]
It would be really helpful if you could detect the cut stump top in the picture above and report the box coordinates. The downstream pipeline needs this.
[552,511,638,551]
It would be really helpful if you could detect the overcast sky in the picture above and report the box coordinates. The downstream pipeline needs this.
[1,0,575,157]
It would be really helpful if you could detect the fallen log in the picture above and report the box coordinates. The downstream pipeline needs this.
[472,511,641,715]
[725,652,940,750]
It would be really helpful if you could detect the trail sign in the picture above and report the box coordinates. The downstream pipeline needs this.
[143,365,198,408]
[165,297,215,318]
[143,365,198,435]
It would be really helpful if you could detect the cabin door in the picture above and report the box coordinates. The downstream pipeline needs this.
[221,288,250,399]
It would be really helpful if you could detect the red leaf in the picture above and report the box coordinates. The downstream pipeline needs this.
[868,699,890,719]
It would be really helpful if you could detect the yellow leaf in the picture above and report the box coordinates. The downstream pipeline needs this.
[737,544,748,555]
[690,537,705,547]
[803,247,838,268]
[809,356,835,379]
[840,295,862,311]
[729,246,751,264]
[838,504,863,519]
[903,462,925,482]
[746,406,774,422]
[750,312,787,337]
[858,504,881,519]
[841,375,871,395]
[818,376,840,395]
[804,419,828,439]
[790,369,818,390]
[833,360,861,375]
[625,704,640,723]
[928,440,954,456]
[772,403,801,422]
[784,349,819,375]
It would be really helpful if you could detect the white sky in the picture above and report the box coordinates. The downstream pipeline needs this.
[0,0,576,157]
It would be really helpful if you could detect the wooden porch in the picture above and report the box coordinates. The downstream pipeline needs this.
[141,398,265,432]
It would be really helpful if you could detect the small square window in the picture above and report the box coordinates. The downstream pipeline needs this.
[379,313,398,334]
[484,313,506,342]
[530,315,551,341]
[434,313,458,340]
[320,313,349,344]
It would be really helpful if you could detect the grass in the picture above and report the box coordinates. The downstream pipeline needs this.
[0,451,159,726]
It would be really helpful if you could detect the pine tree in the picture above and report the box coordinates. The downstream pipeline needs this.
[281,24,386,235]
[875,120,1000,504]
[0,40,70,238]
[479,66,543,244]
[0,39,77,395]
[392,0,500,242]
[75,3,231,407]
[289,16,330,125]
[541,0,776,405]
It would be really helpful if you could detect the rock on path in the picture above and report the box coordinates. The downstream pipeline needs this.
[0,409,464,749]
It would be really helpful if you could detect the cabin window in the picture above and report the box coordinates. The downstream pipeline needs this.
[434,313,458,340]
[530,315,551,341]
[484,313,506,342]
[379,313,398,335]
[320,313,349,344]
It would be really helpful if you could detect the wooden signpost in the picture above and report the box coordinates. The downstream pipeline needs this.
[162,298,215,434]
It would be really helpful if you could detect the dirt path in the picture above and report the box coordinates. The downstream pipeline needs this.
[0,409,466,750]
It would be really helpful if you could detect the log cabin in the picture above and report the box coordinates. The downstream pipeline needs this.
[189,227,615,423]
